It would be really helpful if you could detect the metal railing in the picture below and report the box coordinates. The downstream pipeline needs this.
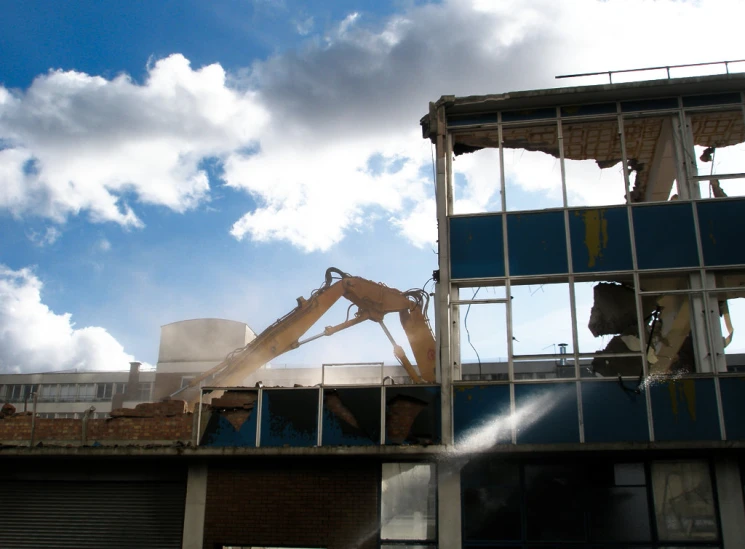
[556,59,745,84]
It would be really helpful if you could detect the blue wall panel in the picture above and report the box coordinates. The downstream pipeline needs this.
[260,389,319,447]
[569,207,633,273]
[514,383,579,444]
[322,388,380,446]
[453,384,512,446]
[697,199,745,266]
[450,215,505,279]
[507,211,568,276]
[718,377,745,440]
[581,382,649,443]
[650,379,720,441]
[632,203,699,269]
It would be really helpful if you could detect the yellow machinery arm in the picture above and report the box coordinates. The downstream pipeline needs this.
[172,268,436,407]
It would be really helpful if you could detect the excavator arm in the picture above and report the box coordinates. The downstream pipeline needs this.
[172,268,436,407]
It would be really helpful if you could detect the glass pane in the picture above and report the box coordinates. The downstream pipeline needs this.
[614,463,646,486]
[652,460,718,541]
[525,464,585,541]
[78,383,95,400]
[59,384,76,401]
[462,460,521,541]
[381,463,436,541]
[39,384,57,401]
[589,462,651,542]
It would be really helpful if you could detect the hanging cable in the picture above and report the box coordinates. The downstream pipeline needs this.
[464,288,482,373]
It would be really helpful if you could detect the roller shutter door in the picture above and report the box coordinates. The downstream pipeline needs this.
[0,475,185,548]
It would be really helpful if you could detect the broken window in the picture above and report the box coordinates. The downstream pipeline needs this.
[456,299,508,378]
[651,460,718,542]
[451,148,502,214]
[690,110,745,198]
[502,122,564,210]
[381,463,436,541]
[623,115,682,203]
[575,278,645,378]
[706,273,745,371]
[563,118,627,207]
[511,282,575,379]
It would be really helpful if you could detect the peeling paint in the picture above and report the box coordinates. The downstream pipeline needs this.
[668,379,697,422]
[582,210,609,267]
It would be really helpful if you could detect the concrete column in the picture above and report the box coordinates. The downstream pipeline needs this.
[182,462,208,549]
[437,462,462,549]
[714,456,745,548]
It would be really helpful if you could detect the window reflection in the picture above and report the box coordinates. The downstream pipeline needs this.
[652,460,718,541]
[381,463,436,541]
[462,460,520,541]
[525,464,585,541]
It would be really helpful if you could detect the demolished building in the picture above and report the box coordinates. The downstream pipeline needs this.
[1,68,745,549]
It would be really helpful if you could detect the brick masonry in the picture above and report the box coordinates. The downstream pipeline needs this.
[203,458,380,549]
[0,400,193,444]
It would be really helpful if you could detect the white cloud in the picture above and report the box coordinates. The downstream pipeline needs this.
[96,238,111,252]
[2,0,745,252]
[26,226,61,247]
[294,15,314,36]
[0,54,268,227]
[0,265,144,373]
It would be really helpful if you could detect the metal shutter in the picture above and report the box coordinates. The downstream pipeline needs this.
[0,478,185,549]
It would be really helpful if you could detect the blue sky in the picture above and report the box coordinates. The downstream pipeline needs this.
[1,0,744,373]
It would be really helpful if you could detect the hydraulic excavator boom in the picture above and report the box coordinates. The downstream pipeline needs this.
[172,268,436,408]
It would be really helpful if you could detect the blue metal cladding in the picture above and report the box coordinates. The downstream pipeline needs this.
[632,203,699,269]
[581,382,649,443]
[260,389,319,447]
[322,387,381,446]
[697,199,745,266]
[514,383,579,444]
[507,211,568,276]
[453,384,512,446]
[718,377,745,440]
[201,412,258,447]
[650,378,721,441]
[450,215,505,279]
[385,386,441,445]
[569,207,633,273]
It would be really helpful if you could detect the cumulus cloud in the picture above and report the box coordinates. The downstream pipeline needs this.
[1,0,744,252]
[0,54,268,227]
[0,265,143,373]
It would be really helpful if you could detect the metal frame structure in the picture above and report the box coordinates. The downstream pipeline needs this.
[432,81,745,446]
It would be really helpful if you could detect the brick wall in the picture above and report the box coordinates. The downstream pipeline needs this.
[0,412,193,444]
[203,458,380,549]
